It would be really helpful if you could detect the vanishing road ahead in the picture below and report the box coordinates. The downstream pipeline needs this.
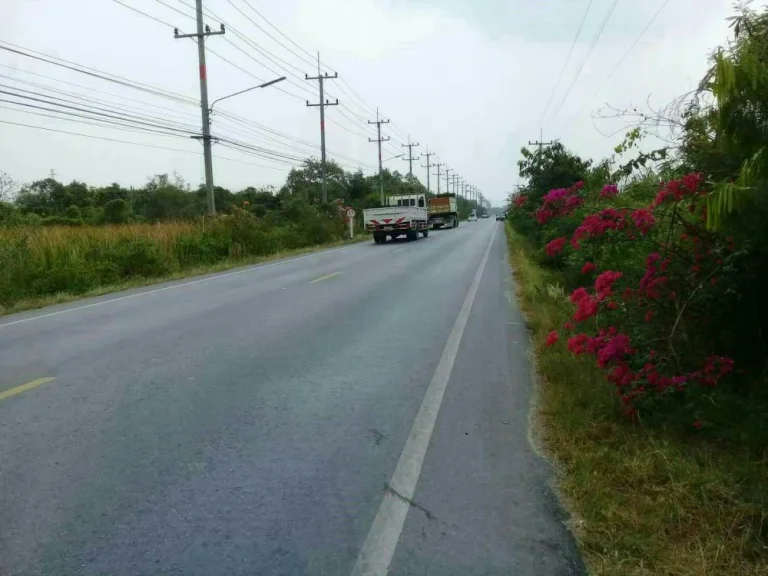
[0,220,583,576]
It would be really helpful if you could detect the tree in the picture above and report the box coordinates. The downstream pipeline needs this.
[280,158,348,203]
[15,178,66,215]
[0,171,18,201]
[517,142,592,203]
[103,199,131,224]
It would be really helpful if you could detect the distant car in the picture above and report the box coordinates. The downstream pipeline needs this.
[468,214,478,222]
[481,214,489,219]
[495,213,506,221]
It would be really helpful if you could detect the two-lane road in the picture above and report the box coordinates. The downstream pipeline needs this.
[0,221,583,575]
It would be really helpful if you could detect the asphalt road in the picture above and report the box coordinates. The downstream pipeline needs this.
[0,220,584,576]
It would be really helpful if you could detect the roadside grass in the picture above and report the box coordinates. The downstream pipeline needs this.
[0,233,368,317]
[506,223,768,576]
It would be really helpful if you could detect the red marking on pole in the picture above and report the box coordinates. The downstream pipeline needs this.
[320,120,325,131]
[199,65,207,80]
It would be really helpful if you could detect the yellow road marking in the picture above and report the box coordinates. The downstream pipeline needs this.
[310,271,341,284]
[0,377,56,402]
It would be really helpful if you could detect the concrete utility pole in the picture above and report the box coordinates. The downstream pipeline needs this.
[402,137,420,177]
[174,1,225,215]
[421,149,435,194]
[368,108,390,205]
[306,52,338,204]
[444,168,453,198]
[433,162,443,194]
[528,128,555,158]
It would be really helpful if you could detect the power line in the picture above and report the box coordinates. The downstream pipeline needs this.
[536,0,594,129]
[0,83,199,134]
[0,91,198,137]
[569,0,672,125]
[0,41,198,106]
[1,118,293,173]
[239,0,317,65]
[112,0,177,28]
[0,49,372,170]
[546,0,621,125]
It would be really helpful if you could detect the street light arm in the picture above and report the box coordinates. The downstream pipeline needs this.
[210,76,286,113]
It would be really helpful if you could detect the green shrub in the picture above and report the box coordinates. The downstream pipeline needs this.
[0,208,346,307]
[103,199,131,224]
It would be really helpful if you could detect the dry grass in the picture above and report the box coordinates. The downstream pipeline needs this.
[0,221,367,315]
[0,221,199,256]
[506,223,768,576]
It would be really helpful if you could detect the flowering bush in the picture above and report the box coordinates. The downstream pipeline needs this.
[511,173,742,420]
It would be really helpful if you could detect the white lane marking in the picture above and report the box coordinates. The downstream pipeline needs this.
[0,243,360,330]
[351,225,498,576]
[393,248,405,253]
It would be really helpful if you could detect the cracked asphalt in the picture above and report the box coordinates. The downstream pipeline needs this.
[0,220,584,575]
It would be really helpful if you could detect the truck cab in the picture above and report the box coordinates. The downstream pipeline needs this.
[388,194,427,208]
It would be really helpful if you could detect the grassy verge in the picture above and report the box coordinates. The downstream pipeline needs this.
[506,223,768,576]
[0,235,367,317]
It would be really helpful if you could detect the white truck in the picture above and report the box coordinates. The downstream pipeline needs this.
[364,194,430,244]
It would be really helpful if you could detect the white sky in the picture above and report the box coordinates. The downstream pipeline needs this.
[0,0,740,205]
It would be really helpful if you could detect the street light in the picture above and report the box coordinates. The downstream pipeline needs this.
[209,76,286,114]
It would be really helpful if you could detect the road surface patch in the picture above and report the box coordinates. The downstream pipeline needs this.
[351,226,498,576]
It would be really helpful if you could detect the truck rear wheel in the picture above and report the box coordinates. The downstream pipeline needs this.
[373,232,385,244]
[454,217,459,228]
[421,228,429,238]
[406,229,418,241]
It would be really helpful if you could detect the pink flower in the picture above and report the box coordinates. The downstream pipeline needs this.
[693,420,703,430]
[581,262,596,274]
[570,287,590,303]
[545,331,559,346]
[595,270,622,299]
[600,184,619,198]
[567,334,590,355]
[644,310,654,323]
[596,334,633,367]
[545,237,568,257]
[630,208,655,235]
[574,295,598,322]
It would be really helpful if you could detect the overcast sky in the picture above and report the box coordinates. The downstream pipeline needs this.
[0,0,741,204]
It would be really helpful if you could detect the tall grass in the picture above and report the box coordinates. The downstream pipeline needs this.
[0,212,344,310]
[506,223,768,576]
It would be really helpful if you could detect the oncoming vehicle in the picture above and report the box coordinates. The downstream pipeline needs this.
[481,213,489,219]
[495,212,506,221]
[364,193,430,244]
[468,213,478,222]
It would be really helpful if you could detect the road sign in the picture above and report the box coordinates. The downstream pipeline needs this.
[346,208,356,219]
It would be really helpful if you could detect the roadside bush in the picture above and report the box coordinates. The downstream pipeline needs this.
[103,199,131,224]
[0,210,346,307]
[509,174,759,424]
